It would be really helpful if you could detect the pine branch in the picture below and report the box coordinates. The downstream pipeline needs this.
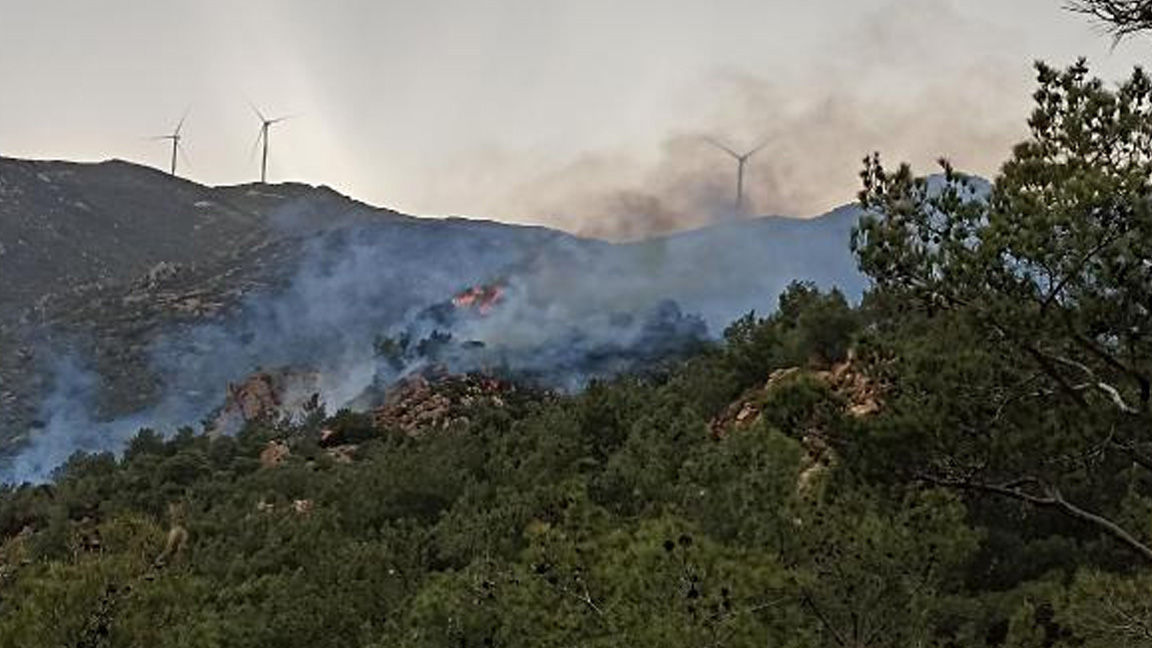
[1067,0,1152,39]
[919,473,1152,562]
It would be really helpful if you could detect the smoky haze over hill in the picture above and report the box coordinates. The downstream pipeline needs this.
[2,1,1142,237]
[0,156,866,483]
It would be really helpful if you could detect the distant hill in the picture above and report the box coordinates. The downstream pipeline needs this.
[601,204,866,327]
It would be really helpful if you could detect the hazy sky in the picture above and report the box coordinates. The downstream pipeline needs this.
[0,0,1146,235]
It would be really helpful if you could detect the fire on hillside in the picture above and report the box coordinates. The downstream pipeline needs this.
[451,283,505,315]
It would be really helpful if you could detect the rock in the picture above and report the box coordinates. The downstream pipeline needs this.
[212,368,322,434]
[318,428,340,447]
[325,444,359,464]
[818,353,882,419]
[259,440,291,468]
[735,403,757,423]
[848,399,880,418]
[767,366,802,386]
[231,373,282,422]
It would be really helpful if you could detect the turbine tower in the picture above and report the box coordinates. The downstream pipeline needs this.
[250,104,292,184]
[152,110,191,177]
[704,137,768,215]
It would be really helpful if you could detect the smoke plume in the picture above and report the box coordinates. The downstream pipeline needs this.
[435,0,1029,240]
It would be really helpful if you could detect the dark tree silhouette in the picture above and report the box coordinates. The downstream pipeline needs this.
[1068,0,1152,39]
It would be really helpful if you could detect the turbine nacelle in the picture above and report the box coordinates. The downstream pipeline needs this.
[249,103,294,184]
[704,136,768,163]
[704,135,769,214]
[151,108,191,177]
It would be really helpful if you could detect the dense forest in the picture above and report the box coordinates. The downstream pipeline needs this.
[4,13,1152,648]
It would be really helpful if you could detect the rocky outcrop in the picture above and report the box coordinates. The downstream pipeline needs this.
[229,373,284,422]
[814,358,881,418]
[710,356,880,440]
[259,440,291,468]
[709,354,882,496]
[373,373,519,437]
[212,368,322,434]
[709,367,802,439]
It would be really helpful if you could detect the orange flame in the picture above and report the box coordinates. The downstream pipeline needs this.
[452,283,505,315]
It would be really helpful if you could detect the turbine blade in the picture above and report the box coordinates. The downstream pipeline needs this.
[178,142,193,170]
[175,105,192,136]
[248,101,268,124]
[249,127,265,162]
[269,114,297,125]
[744,137,770,159]
[703,136,740,159]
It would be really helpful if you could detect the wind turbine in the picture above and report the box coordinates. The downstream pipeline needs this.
[152,109,191,177]
[704,136,768,215]
[249,104,292,184]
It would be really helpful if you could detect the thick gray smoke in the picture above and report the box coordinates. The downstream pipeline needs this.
[3,193,866,484]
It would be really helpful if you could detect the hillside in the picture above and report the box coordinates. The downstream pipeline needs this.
[0,157,865,472]
[0,158,257,317]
